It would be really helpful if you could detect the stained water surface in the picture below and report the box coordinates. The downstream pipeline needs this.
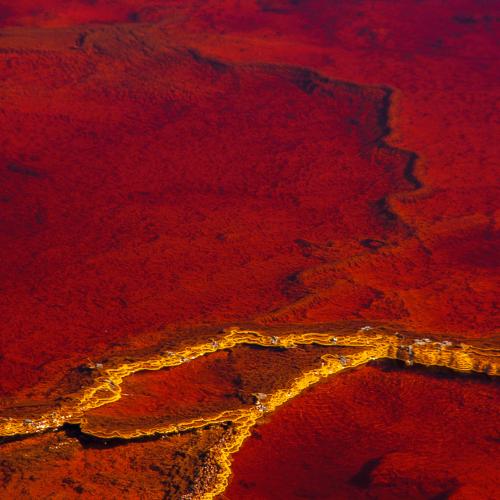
[0,1,498,498]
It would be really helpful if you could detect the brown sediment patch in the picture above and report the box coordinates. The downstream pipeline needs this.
[0,423,233,499]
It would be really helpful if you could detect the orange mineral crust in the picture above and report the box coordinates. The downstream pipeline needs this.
[226,364,500,500]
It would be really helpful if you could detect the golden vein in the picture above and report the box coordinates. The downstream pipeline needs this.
[0,325,498,499]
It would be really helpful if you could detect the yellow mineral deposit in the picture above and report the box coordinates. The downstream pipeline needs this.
[1,325,498,499]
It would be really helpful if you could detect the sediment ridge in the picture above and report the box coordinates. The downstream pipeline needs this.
[1,324,498,498]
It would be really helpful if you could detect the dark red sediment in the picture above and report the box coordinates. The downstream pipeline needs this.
[0,27,412,400]
[226,364,500,499]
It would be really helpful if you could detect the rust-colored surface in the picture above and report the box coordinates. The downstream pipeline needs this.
[0,425,233,498]
[0,28,412,400]
[0,0,498,498]
[227,364,500,499]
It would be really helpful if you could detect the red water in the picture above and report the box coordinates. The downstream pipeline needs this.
[227,365,500,499]
[0,0,498,497]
